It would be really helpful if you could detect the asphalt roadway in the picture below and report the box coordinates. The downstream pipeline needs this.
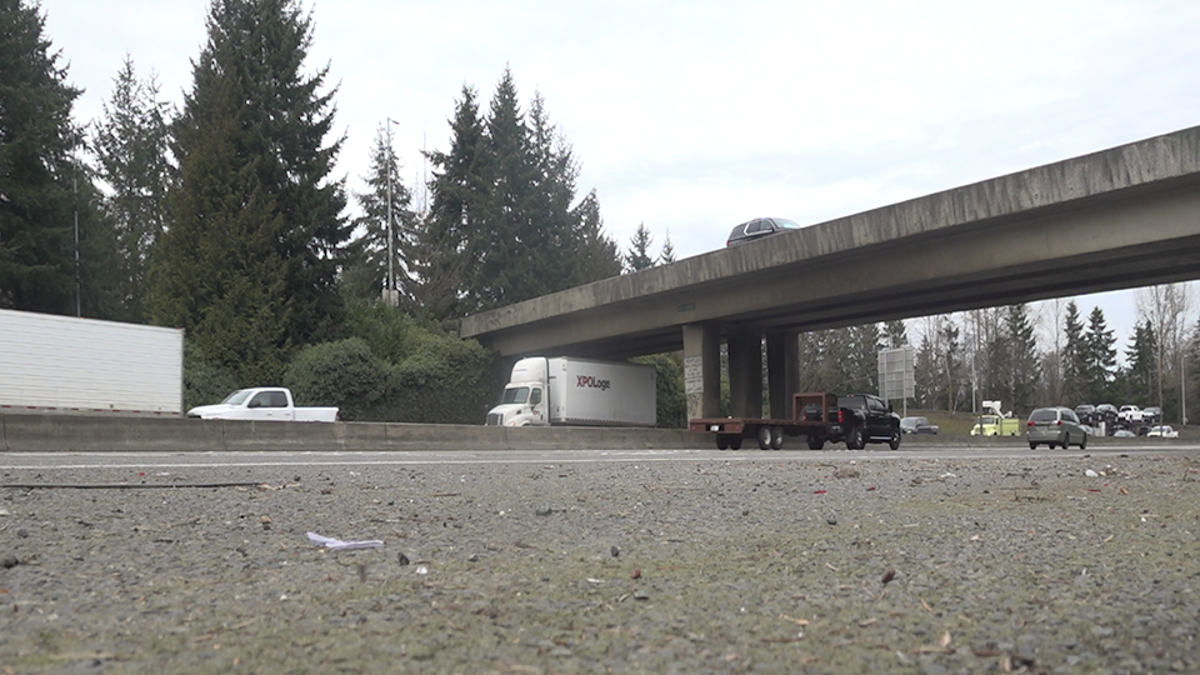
[2,443,1198,674]
[4,442,1199,472]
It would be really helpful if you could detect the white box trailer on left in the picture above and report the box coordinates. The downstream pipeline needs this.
[0,308,184,416]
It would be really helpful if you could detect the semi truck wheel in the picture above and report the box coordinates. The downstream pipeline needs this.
[771,426,785,450]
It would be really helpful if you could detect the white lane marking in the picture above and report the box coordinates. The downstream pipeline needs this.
[0,446,1180,471]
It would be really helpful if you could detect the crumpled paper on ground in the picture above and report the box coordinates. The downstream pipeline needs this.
[306,531,384,551]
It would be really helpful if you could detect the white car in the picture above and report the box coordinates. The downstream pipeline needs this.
[1147,425,1179,438]
[1118,405,1145,424]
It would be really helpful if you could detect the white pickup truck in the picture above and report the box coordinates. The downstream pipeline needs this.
[1117,405,1145,425]
[187,388,339,422]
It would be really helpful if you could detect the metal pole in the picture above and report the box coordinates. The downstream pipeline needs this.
[73,174,80,317]
[1182,349,1188,426]
[385,120,394,306]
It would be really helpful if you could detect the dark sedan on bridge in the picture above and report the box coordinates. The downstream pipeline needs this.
[726,217,801,246]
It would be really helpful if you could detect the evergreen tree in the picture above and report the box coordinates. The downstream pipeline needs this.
[524,90,579,290]
[659,229,676,265]
[1004,303,1039,413]
[625,222,655,272]
[1082,306,1117,403]
[793,324,880,395]
[1062,301,1087,402]
[569,189,622,285]
[474,74,584,309]
[883,319,908,349]
[473,68,537,310]
[796,328,849,394]
[418,85,487,319]
[419,70,617,317]
[420,70,592,316]
[343,125,416,304]
[91,55,172,322]
[983,317,1011,408]
[847,323,882,393]
[914,331,939,409]
[74,175,125,319]
[0,0,85,313]
[150,0,349,384]
[1124,320,1157,405]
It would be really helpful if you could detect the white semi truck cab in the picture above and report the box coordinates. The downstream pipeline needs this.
[486,358,550,427]
[485,356,656,427]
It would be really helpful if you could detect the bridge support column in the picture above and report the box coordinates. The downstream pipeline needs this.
[766,329,799,419]
[728,325,762,419]
[682,322,721,420]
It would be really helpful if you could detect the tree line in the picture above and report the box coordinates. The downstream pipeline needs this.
[799,294,1198,424]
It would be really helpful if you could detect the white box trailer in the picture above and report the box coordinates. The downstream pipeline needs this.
[485,356,656,427]
[0,308,184,416]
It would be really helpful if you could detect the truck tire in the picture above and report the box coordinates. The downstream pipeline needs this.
[888,428,901,450]
[846,426,865,450]
[729,436,743,451]
[807,435,824,450]
[771,426,785,450]
[716,435,730,451]
[756,426,773,450]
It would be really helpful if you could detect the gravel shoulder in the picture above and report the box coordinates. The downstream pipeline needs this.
[2,451,1198,674]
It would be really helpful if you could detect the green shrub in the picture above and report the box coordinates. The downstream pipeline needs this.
[274,300,505,424]
[344,299,416,364]
[283,338,392,421]
[390,328,505,424]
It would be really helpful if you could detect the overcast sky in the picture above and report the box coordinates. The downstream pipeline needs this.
[38,0,1200,352]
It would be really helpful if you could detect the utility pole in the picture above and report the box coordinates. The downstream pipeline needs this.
[1182,349,1188,426]
[73,173,81,317]
[385,118,396,307]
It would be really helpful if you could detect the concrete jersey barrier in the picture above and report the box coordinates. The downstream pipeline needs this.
[0,413,1157,453]
[0,414,706,453]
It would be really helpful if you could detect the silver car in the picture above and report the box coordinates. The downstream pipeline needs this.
[1027,406,1087,450]
[726,217,801,246]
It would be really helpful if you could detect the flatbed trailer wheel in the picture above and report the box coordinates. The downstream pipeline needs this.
[771,426,785,450]
[756,426,773,450]
[728,436,743,450]
[807,435,824,450]
[716,435,729,450]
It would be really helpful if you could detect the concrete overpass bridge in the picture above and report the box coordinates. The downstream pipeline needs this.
[460,125,1200,421]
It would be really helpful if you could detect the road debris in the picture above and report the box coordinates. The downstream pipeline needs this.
[306,532,384,551]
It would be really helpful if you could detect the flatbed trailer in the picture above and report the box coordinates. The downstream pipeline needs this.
[690,392,844,450]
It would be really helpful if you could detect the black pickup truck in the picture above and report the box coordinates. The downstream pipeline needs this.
[689,392,902,451]
[807,393,902,450]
